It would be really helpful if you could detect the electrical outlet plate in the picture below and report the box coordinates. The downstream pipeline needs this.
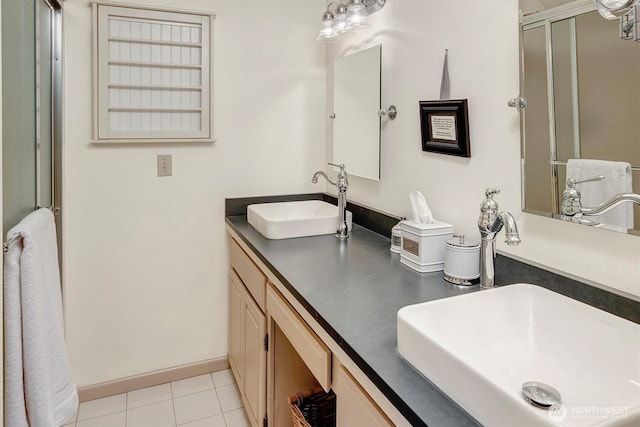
[157,154,172,177]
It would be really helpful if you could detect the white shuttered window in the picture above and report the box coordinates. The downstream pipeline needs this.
[93,3,213,142]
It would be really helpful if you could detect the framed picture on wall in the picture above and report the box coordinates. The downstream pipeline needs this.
[419,99,470,157]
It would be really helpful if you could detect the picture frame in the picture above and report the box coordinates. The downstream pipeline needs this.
[418,99,470,157]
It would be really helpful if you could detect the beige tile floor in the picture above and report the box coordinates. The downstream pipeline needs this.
[62,370,251,427]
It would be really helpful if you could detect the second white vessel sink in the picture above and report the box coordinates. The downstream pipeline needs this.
[397,284,640,426]
[247,200,352,240]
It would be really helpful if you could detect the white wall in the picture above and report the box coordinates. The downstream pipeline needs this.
[61,0,639,387]
[63,0,326,387]
[0,0,4,413]
[326,0,640,298]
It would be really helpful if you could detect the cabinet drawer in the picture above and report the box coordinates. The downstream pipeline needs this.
[266,285,331,392]
[230,238,266,311]
[333,361,393,427]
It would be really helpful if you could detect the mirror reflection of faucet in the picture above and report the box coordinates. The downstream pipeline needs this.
[477,188,521,289]
[561,176,640,229]
[311,163,350,239]
[560,175,605,225]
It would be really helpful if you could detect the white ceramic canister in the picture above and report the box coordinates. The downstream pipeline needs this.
[443,235,480,286]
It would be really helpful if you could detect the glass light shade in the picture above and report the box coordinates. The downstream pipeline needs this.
[333,9,348,34]
[346,2,370,30]
[316,17,336,41]
[598,0,635,9]
[594,0,639,19]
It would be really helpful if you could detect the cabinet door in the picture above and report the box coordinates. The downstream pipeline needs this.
[228,270,245,393]
[333,363,393,427]
[243,293,266,427]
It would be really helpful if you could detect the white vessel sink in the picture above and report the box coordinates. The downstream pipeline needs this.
[397,284,640,426]
[247,200,352,240]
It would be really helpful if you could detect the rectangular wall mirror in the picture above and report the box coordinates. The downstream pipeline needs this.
[332,44,381,181]
[519,0,639,235]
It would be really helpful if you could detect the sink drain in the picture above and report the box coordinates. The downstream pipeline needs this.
[522,381,562,409]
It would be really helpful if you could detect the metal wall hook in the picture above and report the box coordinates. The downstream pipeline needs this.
[329,113,336,119]
[507,96,527,110]
[378,105,398,120]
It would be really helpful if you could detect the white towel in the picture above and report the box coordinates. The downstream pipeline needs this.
[566,159,633,232]
[4,208,78,427]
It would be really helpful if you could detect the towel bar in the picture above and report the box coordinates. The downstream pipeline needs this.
[3,235,22,253]
[2,206,59,253]
[549,161,640,171]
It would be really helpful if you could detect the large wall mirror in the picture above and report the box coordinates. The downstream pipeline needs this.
[519,0,639,235]
[332,44,381,181]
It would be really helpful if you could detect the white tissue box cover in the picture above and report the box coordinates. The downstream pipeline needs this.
[400,220,453,272]
[401,219,453,236]
[400,256,446,273]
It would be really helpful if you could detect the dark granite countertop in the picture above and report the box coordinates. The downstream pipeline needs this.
[226,215,482,427]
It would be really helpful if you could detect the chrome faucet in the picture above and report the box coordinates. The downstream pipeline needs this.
[312,163,350,239]
[561,176,640,226]
[478,188,521,289]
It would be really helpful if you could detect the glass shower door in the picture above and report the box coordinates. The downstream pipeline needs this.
[2,0,37,236]
[2,0,61,238]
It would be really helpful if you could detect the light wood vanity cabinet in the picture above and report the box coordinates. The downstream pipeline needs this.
[228,233,406,427]
[229,240,267,427]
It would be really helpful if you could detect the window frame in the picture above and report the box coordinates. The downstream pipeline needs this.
[91,1,215,143]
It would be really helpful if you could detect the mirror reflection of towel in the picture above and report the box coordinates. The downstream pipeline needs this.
[566,159,633,232]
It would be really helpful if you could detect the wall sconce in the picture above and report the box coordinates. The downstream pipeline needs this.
[594,0,640,41]
[316,0,388,42]
[594,0,638,19]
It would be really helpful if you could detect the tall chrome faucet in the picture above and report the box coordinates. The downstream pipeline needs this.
[478,188,521,289]
[312,163,349,239]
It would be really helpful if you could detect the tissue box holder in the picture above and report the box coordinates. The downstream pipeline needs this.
[400,220,454,273]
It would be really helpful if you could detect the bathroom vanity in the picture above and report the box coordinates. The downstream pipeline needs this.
[228,231,405,426]
[226,201,483,427]
[227,230,413,426]
[225,195,639,427]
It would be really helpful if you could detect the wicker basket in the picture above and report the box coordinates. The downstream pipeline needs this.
[287,387,336,427]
